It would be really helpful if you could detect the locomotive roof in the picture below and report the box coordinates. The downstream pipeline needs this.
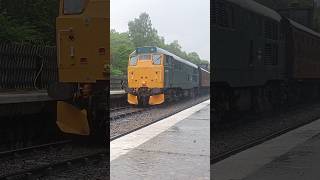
[226,0,281,22]
[156,47,198,68]
[131,46,199,69]
[288,19,320,38]
[200,67,210,74]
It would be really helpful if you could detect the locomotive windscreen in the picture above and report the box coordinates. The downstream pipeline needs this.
[136,47,157,54]
[64,0,86,14]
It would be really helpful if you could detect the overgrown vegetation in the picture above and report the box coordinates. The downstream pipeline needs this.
[0,0,58,45]
[0,2,208,76]
[111,13,209,76]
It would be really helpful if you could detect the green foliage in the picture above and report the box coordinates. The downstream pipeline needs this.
[111,65,124,76]
[0,0,59,45]
[111,12,208,76]
[128,13,160,47]
[111,30,135,75]
[0,13,43,43]
[0,2,208,75]
[187,52,203,65]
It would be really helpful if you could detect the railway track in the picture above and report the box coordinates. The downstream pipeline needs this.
[110,106,131,112]
[0,140,106,179]
[1,151,106,180]
[110,96,210,141]
[110,106,157,121]
[0,140,70,159]
[211,116,319,164]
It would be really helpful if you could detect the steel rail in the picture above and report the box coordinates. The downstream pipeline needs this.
[0,140,71,159]
[110,97,210,141]
[0,149,106,179]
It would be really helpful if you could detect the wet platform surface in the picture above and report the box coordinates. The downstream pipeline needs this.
[110,90,125,95]
[110,90,126,99]
[212,118,320,180]
[110,100,210,180]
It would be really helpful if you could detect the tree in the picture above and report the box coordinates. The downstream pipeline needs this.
[0,0,59,45]
[0,13,43,42]
[165,40,182,56]
[112,12,208,75]
[187,52,202,65]
[128,12,160,47]
[111,30,135,75]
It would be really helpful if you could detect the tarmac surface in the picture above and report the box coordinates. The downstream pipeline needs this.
[110,100,210,180]
[212,117,320,180]
[110,90,125,95]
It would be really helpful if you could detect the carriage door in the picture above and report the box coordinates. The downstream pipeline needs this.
[164,55,173,88]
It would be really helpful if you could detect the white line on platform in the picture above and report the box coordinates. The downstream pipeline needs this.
[110,99,210,162]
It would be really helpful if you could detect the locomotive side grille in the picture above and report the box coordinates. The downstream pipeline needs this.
[213,0,216,24]
[264,20,278,40]
[264,43,278,66]
[217,2,227,27]
[213,0,235,29]
[0,43,58,90]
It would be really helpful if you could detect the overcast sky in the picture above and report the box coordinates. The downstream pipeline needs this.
[111,0,210,61]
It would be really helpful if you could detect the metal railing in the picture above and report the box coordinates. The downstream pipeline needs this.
[0,43,58,90]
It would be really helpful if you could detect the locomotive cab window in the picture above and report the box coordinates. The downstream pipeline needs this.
[165,56,173,66]
[152,54,161,65]
[129,56,138,66]
[139,54,151,61]
[63,0,86,14]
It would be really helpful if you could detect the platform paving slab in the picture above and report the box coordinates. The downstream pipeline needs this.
[111,101,210,180]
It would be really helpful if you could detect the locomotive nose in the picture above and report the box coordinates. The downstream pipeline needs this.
[142,81,147,87]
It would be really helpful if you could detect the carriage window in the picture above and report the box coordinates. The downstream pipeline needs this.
[152,54,161,65]
[129,56,138,66]
[64,0,86,14]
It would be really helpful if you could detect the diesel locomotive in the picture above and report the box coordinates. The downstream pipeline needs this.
[48,0,109,139]
[126,46,210,106]
[213,0,320,122]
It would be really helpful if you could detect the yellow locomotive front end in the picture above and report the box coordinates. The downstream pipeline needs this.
[48,0,109,139]
[127,47,165,105]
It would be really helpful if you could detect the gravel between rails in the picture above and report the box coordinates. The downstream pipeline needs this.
[110,95,210,140]
[0,143,105,177]
[212,102,320,162]
[43,156,109,180]
[110,107,146,118]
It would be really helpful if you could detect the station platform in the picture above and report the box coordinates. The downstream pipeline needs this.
[110,100,210,180]
[110,90,126,99]
[212,118,320,180]
[0,90,125,104]
[0,90,52,104]
[110,90,125,95]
